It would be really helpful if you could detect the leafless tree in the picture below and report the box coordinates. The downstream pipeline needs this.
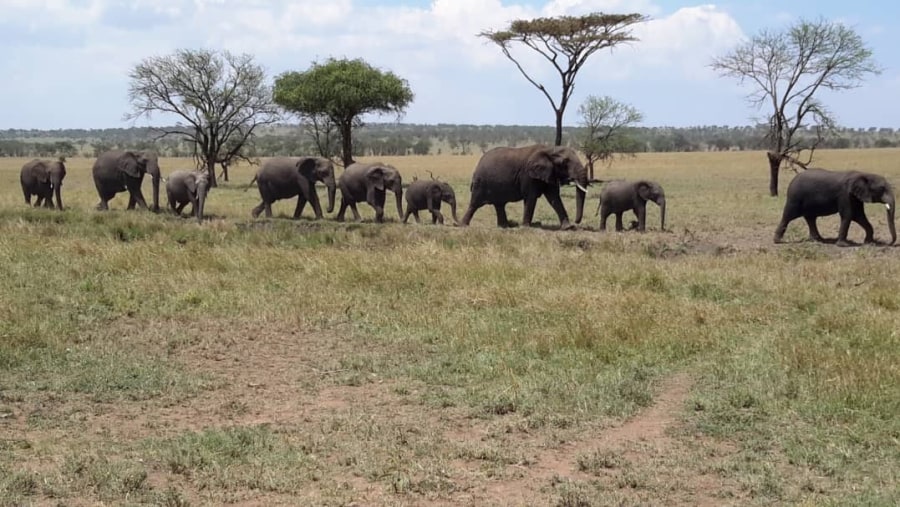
[127,49,279,187]
[711,18,881,195]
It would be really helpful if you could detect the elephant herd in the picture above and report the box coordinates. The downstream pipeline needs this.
[17,144,897,245]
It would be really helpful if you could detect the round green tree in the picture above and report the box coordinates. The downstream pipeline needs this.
[274,58,414,166]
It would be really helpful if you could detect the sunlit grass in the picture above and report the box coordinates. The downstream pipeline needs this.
[1,149,898,505]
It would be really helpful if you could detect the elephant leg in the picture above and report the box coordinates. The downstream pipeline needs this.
[460,201,483,226]
[433,211,444,225]
[306,191,323,219]
[33,195,43,207]
[336,196,349,222]
[251,201,265,218]
[635,205,647,232]
[543,186,573,230]
[599,205,610,231]
[350,202,363,222]
[803,216,824,242]
[852,203,875,243]
[293,196,307,219]
[522,193,539,227]
[615,213,625,232]
[176,202,188,216]
[371,194,386,223]
[836,208,854,246]
[495,204,512,228]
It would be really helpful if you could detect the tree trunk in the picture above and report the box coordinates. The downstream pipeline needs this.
[554,109,564,146]
[207,157,218,188]
[220,162,229,182]
[767,151,781,196]
[340,121,354,167]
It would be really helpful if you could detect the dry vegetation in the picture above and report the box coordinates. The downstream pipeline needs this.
[1,149,898,506]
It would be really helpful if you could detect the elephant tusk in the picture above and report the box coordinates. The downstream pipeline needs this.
[885,203,892,211]
[574,182,588,193]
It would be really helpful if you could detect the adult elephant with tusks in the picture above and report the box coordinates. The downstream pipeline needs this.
[459,145,588,230]
[336,162,403,223]
[92,150,161,212]
[774,168,896,246]
[598,180,666,232]
[249,157,336,219]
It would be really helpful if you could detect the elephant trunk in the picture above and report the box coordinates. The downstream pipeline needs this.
[449,199,460,225]
[886,194,896,245]
[197,184,208,223]
[326,178,336,214]
[394,184,404,219]
[150,174,161,213]
[658,197,667,231]
[574,185,586,224]
[51,176,64,210]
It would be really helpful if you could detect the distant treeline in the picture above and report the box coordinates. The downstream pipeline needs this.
[2,123,899,158]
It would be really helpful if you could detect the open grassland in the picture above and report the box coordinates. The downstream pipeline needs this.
[1,150,898,506]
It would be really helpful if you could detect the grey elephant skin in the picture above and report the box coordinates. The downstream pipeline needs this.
[774,168,896,246]
[598,180,666,232]
[403,178,460,225]
[336,162,403,223]
[20,158,67,210]
[460,145,588,230]
[92,150,161,212]
[166,170,210,223]
[250,157,336,219]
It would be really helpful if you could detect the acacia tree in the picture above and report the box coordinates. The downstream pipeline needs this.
[711,18,880,196]
[577,95,643,179]
[480,13,646,146]
[126,49,279,187]
[273,58,414,166]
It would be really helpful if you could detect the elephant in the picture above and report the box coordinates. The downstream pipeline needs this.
[774,168,896,246]
[403,178,460,225]
[249,156,336,219]
[92,150,161,212]
[336,162,403,223]
[20,157,67,210]
[598,180,666,232]
[166,170,210,223]
[459,145,588,230]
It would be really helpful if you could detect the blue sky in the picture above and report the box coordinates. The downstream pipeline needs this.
[1,0,897,130]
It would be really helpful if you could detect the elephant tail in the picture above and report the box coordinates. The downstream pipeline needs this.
[245,175,258,192]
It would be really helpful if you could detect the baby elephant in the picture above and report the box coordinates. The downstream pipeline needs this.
[403,178,460,225]
[598,180,666,231]
[166,170,210,222]
[21,158,67,210]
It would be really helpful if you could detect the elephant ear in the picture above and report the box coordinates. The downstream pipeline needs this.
[429,183,443,200]
[849,174,873,202]
[35,165,50,183]
[525,149,555,183]
[367,167,386,191]
[185,174,198,194]
[296,157,316,176]
[118,153,143,178]
[636,181,652,200]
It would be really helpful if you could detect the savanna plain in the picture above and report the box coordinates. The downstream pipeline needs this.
[1,149,898,506]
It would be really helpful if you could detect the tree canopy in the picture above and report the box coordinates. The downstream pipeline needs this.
[711,18,881,196]
[480,12,646,146]
[126,49,279,186]
[273,58,414,166]
[577,95,643,179]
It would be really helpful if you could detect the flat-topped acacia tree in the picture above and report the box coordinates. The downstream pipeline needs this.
[480,12,647,146]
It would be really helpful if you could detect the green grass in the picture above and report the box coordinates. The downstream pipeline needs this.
[1,151,898,505]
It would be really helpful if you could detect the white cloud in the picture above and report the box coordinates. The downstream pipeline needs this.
[0,1,769,128]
